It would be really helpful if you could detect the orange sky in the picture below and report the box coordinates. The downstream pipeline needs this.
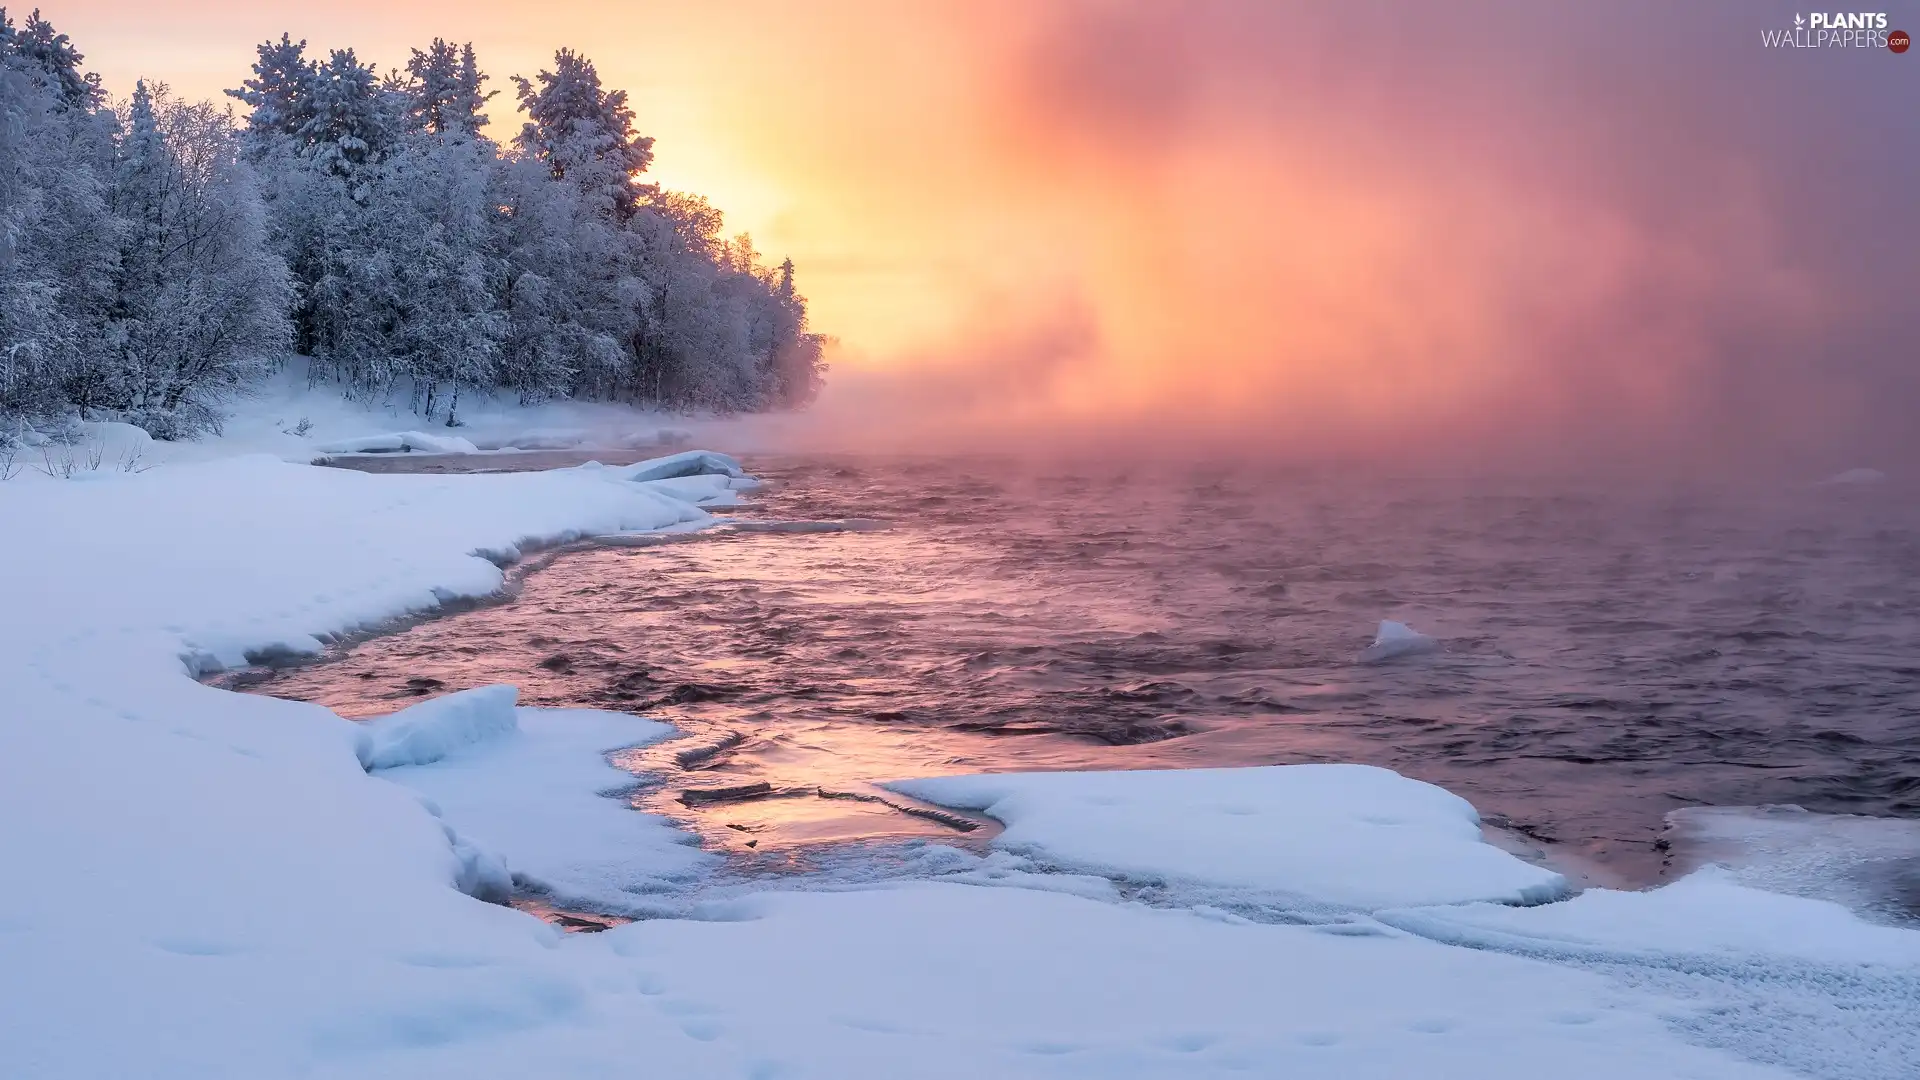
[58,1,1919,466]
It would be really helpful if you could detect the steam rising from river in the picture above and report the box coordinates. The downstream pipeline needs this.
[781,1,1917,472]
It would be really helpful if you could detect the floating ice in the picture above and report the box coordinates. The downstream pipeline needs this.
[890,764,1568,910]
[1359,619,1439,663]
[1822,467,1887,485]
[611,449,746,483]
[315,430,482,455]
[638,472,745,506]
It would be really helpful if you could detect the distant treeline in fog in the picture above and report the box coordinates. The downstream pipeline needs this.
[0,9,826,440]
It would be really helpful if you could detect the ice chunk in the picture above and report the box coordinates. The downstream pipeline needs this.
[639,473,742,506]
[486,427,588,450]
[1359,619,1438,662]
[889,764,1568,910]
[611,449,746,482]
[314,431,482,455]
[359,685,521,769]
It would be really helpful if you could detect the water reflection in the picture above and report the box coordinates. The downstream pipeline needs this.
[249,455,1920,884]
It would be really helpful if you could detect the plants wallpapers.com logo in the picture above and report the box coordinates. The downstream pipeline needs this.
[1761,11,1910,48]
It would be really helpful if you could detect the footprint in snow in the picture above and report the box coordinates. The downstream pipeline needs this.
[1156,1032,1220,1053]
[1297,1032,1341,1047]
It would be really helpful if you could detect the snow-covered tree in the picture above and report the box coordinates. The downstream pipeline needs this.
[103,83,292,436]
[0,8,117,435]
[8,7,101,110]
[512,49,652,220]
[298,48,392,186]
[403,39,492,139]
[2,22,826,444]
[225,34,312,143]
[307,133,504,418]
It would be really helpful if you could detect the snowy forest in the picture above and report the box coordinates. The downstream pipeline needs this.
[0,10,826,441]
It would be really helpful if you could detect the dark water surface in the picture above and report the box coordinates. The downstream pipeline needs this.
[261,455,1920,885]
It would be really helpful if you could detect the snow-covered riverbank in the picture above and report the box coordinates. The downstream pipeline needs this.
[1,445,1913,1078]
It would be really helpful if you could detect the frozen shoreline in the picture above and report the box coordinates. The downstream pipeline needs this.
[1,439,1915,1078]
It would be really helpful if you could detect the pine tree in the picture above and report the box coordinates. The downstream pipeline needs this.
[101,79,168,407]
[298,48,389,183]
[403,39,459,135]
[397,40,492,140]
[453,44,491,137]
[226,34,313,143]
[512,49,652,220]
[8,7,101,109]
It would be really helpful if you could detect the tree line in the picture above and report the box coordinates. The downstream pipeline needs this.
[0,9,826,440]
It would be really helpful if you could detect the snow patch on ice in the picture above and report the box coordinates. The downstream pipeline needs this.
[1358,619,1438,663]
[1380,869,1920,1080]
[370,703,712,912]
[1384,866,1920,966]
[889,764,1568,911]
[1667,805,1920,926]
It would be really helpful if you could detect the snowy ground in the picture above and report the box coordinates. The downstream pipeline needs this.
[0,359,757,475]
[1,410,1914,1078]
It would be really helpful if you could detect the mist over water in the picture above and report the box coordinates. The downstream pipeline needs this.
[776,1,1920,475]
[262,455,1920,888]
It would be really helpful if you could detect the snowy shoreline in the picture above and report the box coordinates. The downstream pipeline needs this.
[3,445,1916,1078]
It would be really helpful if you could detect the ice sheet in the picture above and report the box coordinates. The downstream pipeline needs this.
[1380,869,1920,1080]
[1667,804,1920,926]
[369,695,714,912]
[890,764,1569,910]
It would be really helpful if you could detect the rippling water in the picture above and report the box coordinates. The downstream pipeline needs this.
[251,454,1920,885]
